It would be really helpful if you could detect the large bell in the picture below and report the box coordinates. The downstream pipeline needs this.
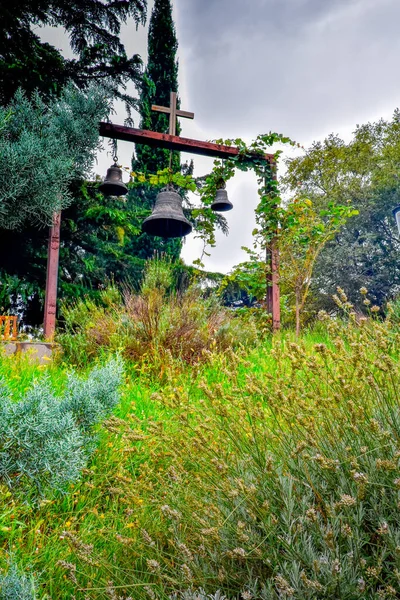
[211,187,233,212]
[99,164,128,197]
[142,188,192,238]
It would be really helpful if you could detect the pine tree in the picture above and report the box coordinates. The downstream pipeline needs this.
[0,0,147,110]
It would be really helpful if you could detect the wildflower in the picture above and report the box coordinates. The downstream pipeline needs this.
[314,343,327,354]
[376,458,396,471]
[305,508,318,523]
[360,287,368,295]
[105,581,118,600]
[145,587,156,600]
[161,505,181,520]
[177,543,193,562]
[181,564,193,581]
[300,571,323,591]
[200,527,220,540]
[57,560,77,585]
[358,578,366,592]
[333,294,343,307]
[318,310,329,321]
[275,575,295,597]
[232,547,246,559]
[366,566,381,579]
[331,559,341,575]
[353,471,368,484]
[141,529,155,547]
[218,568,226,582]
[385,586,397,597]
[371,305,380,313]
[341,523,353,538]
[211,458,228,472]
[337,494,356,507]
[377,522,389,535]
[363,299,371,306]
[146,559,160,573]
[62,531,93,556]
[115,534,132,545]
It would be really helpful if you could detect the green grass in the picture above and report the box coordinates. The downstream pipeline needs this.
[1,314,400,599]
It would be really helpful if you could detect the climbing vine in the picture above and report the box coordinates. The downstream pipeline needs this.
[125,132,299,266]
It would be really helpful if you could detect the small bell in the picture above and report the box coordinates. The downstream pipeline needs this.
[211,185,233,212]
[99,163,128,197]
[142,187,192,238]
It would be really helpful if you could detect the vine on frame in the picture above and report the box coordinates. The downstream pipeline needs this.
[124,132,299,266]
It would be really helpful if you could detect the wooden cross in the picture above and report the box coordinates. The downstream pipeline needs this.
[151,91,194,137]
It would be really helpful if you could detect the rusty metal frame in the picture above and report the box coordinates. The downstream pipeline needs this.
[99,122,280,331]
[42,122,281,341]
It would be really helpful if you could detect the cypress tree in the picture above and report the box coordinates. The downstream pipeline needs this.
[129,0,184,260]
[135,0,180,173]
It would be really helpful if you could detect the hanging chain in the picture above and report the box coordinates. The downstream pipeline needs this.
[112,138,118,164]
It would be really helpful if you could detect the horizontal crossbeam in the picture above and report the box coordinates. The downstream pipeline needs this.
[99,122,274,163]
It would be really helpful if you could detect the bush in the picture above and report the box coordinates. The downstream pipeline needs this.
[0,564,35,600]
[0,358,123,495]
[59,259,259,367]
[59,305,400,598]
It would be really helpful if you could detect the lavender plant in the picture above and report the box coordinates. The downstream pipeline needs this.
[0,358,123,495]
[58,293,400,599]
[0,564,35,600]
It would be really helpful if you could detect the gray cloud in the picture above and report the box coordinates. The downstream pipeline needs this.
[39,0,400,273]
[176,0,400,141]
[174,0,400,271]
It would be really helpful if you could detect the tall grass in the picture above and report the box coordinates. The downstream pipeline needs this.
[1,293,400,598]
[58,258,259,368]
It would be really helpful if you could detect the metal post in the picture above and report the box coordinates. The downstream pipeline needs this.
[266,239,280,332]
[265,166,280,332]
[43,211,61,340]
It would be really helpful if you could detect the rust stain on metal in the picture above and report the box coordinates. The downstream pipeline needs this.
[43,211,61,341]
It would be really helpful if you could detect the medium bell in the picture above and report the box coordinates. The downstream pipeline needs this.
[211,187,233,212]
[99,164,128,196]
[142,187,192,238]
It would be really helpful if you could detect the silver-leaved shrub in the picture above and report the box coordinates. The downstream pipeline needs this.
[0,358,123,495]
[0,564,36,600]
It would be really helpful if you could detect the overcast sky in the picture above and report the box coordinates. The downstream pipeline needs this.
[42,0,400,273]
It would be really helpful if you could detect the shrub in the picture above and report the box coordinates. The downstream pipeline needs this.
[59,259,259,367]
[0,564,35,600]
[59,305,400,598]
[0,358,123,495]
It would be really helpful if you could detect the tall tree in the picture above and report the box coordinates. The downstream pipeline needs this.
[135,0,180,173]
[0,0,147,323]
[0,0,147,111]
[283,113,400,312]
[0,85,112,324]
[129,0,184,261]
